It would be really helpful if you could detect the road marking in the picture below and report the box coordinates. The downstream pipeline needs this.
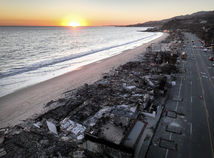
[175,78,183,111]
[165,77,183,158]
[197,47,214,89]
[165,148,169,158]
[165,133,172,158]
[200,72,206,75]
[201,75,208,79]
[190,81,193,103]
[194,47,214,158]
[190,123,192,135]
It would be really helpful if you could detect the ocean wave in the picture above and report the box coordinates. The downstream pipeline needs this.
[0,33,157,79]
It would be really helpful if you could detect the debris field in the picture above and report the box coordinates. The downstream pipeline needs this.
[0,31,184,158]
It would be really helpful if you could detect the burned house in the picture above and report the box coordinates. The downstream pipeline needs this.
[0,32,183,158]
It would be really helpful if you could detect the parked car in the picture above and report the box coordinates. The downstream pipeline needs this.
[203,48,208,52]
[181,52,187,59]
[209,56,214,61]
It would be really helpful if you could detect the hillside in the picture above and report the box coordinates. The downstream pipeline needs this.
[125,20,166,27]
[127,11,214,47]
[161,11,214,46]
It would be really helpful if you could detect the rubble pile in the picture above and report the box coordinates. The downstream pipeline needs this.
[0,32,183,158]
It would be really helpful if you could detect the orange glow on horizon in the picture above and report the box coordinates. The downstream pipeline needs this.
[1,0,213,27]
[68,21,81,27]
[0,19,59,26]
[60,15,88,27]
[0,18,148,27]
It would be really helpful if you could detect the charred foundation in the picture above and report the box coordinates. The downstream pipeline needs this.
[0,31,184,158]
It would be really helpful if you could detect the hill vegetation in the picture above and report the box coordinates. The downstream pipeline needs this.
[127,11,214,47]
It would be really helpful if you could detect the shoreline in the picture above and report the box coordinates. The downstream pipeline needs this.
[0,33,168,128]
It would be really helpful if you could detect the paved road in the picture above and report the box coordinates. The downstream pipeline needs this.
[145,33,214,158]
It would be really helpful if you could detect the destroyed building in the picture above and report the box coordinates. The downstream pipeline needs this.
[0,32,183,158]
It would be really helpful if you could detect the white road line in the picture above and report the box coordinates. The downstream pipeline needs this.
[193,38,214,158]
[165,133,173,158]
[165,78,183,158]
[165,35,190,158]
[165,149,169,158]
[175,78,183,111]
[190,123,192,135]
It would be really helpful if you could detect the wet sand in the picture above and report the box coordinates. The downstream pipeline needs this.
[0,33,168,128]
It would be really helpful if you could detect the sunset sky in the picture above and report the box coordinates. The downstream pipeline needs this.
[0,0,213,26]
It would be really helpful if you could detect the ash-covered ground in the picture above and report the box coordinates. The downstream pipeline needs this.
[0,31,184,158]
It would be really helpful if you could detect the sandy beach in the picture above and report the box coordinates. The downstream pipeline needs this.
[0,33,168,128]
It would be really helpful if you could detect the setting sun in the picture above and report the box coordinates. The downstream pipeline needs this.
[61,15,88,27]
[68,21,81,27]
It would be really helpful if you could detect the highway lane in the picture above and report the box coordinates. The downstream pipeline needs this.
[189,33,214,156]
[145,33,214,158]
[186,33,213,158]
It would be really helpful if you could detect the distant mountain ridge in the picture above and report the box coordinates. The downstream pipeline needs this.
[126,11,214,27]
[126,10,214,46]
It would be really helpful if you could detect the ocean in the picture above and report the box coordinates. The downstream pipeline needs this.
[0,26,162,97]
